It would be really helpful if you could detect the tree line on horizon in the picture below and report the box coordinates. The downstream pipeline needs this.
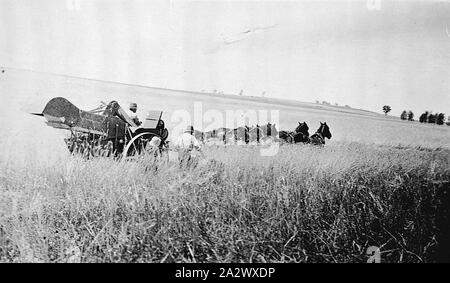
[399,110,415,121]
[399,110,448,125]
[416,111,448,125]
[382,105,449,125]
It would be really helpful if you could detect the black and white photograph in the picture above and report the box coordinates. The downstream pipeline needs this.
[0,0,449,269]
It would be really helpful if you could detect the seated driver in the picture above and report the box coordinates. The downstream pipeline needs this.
[128,102,142,126]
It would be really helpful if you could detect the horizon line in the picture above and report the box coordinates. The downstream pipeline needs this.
[0,64,390,117]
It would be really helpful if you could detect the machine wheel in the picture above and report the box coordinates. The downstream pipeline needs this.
[123,132,162,157]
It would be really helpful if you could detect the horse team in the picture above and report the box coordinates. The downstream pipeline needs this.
[190,121,332,146]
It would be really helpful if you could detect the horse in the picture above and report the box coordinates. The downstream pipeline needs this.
[204,123,279,145]
[260,122,278,138]
[248,124,262,143]
[293,121,310,143]
[278,130,295,143]
[193,130,205,142]
[278,122,309,143]
[309,122,332,145]
[257,122,278,144]
[236,126,250,144]
[244,123,278,144]
[221,126,248,145]
[210,127,230,144]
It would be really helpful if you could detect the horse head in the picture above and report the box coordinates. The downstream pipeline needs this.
[295,121,309,136]
[264,122,278,136]
[319,122,332,139]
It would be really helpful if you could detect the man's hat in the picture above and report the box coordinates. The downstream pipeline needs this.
[129,102,137,109]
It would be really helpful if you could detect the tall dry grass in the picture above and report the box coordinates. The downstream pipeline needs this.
[0,142,449,262]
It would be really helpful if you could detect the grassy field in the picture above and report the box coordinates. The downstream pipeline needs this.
[0,141,449,263]
[0,69,449,262]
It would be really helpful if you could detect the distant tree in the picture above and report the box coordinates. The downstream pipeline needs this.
[315,100,320,104]
[382,105,391,116]
[334,103,339,106]
[436,113,445,125]
[428,113,436,124]
[345,105,350,108]
[239,89,243,96]
[400,110,407,120]
[407,111,414,121]
[419,111,428,123]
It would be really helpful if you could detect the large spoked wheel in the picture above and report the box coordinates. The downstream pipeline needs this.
[123,132,161,157]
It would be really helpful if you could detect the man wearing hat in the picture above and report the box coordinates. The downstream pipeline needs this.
[173,125,201,166]
[127,102,141,126]
[174,125,200,150]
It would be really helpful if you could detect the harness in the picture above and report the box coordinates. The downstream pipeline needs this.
[310,132,324,144]
[279,131,295,143]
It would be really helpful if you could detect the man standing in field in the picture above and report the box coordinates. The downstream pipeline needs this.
[173,125,201,167]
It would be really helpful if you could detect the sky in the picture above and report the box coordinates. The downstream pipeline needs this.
[0,0,449,117]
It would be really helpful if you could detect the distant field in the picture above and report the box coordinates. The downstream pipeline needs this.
[0,68,449,263]
[0,67,449,164]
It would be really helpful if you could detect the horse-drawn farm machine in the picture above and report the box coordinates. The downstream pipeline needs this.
[32,97,169,157]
